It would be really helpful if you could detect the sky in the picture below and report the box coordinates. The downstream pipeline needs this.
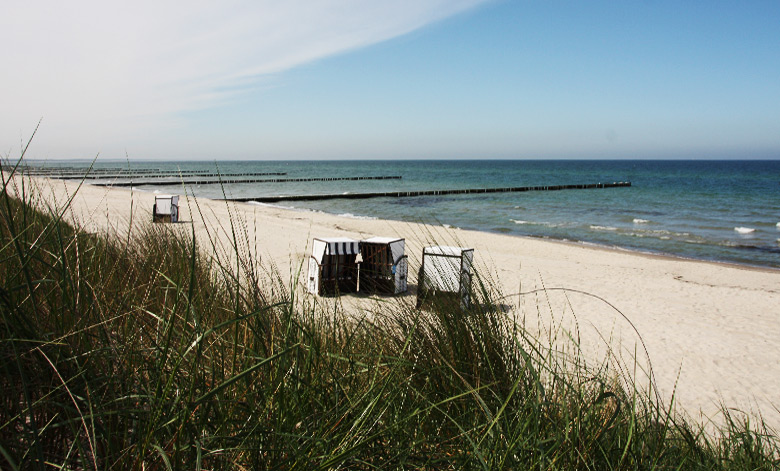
[2,0,779,160]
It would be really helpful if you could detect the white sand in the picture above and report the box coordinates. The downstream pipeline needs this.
[9,174,780,430]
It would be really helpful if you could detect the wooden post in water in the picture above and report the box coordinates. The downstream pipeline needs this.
[225,181,632,203]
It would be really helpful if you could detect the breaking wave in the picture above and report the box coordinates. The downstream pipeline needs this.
[510,219,569,228]
[338,213,377,220]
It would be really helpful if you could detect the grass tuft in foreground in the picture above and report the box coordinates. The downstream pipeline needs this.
[1,166,778,470]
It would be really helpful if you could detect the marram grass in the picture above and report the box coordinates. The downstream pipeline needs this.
[1,165,778,470]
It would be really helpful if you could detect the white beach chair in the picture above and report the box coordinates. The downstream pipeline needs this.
[358,237,408,295]
[307,237,360,296]
[153,195,179,223]
[416,245,474,309]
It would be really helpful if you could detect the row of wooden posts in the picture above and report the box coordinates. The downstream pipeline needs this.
[99,175,403,187]
[229,181,631,203]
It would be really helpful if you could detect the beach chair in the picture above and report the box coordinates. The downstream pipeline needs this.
[416,245,474,309]
[358,237,408,295]
[153,195,179,223]
[307,237,360,296]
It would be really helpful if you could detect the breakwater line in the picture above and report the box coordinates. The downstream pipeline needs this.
[57,171,287,180]
[93,175,404,187]
[225,181,631,203]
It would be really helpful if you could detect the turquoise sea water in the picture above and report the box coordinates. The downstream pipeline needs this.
[27,160,780,268]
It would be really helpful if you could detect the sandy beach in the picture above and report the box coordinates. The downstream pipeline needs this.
[10,173,780,431]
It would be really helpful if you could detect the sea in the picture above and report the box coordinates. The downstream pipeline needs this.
[24,160,780,269]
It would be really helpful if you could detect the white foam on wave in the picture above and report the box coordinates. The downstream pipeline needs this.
[338,212,377,220]
[510,219,568,228]
[633,218,649,224]
[633,228,692,239]
[247,201,297,210]
[590,225,618,231]
[776,222,780,229]
[734,227,756,234]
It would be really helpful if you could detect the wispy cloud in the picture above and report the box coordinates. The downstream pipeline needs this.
[1,0,486,157]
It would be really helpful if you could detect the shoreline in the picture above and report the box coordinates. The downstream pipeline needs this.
[252,198,780,275]
[9,173,780,431]
[540,235,780,275]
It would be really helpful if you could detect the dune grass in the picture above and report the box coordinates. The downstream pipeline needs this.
[1,165,779,470]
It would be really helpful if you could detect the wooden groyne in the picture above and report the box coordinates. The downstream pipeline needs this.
[5,166,141,174]
[6,166,288,179]
[59,171,287,180]
[93,175,404,187]
[226,181,632,203]
[10,167,165,176]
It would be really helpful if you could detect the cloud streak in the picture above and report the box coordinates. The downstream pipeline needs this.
[1,0,486,157]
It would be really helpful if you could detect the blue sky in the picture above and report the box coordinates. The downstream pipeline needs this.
[3,0,779,160]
